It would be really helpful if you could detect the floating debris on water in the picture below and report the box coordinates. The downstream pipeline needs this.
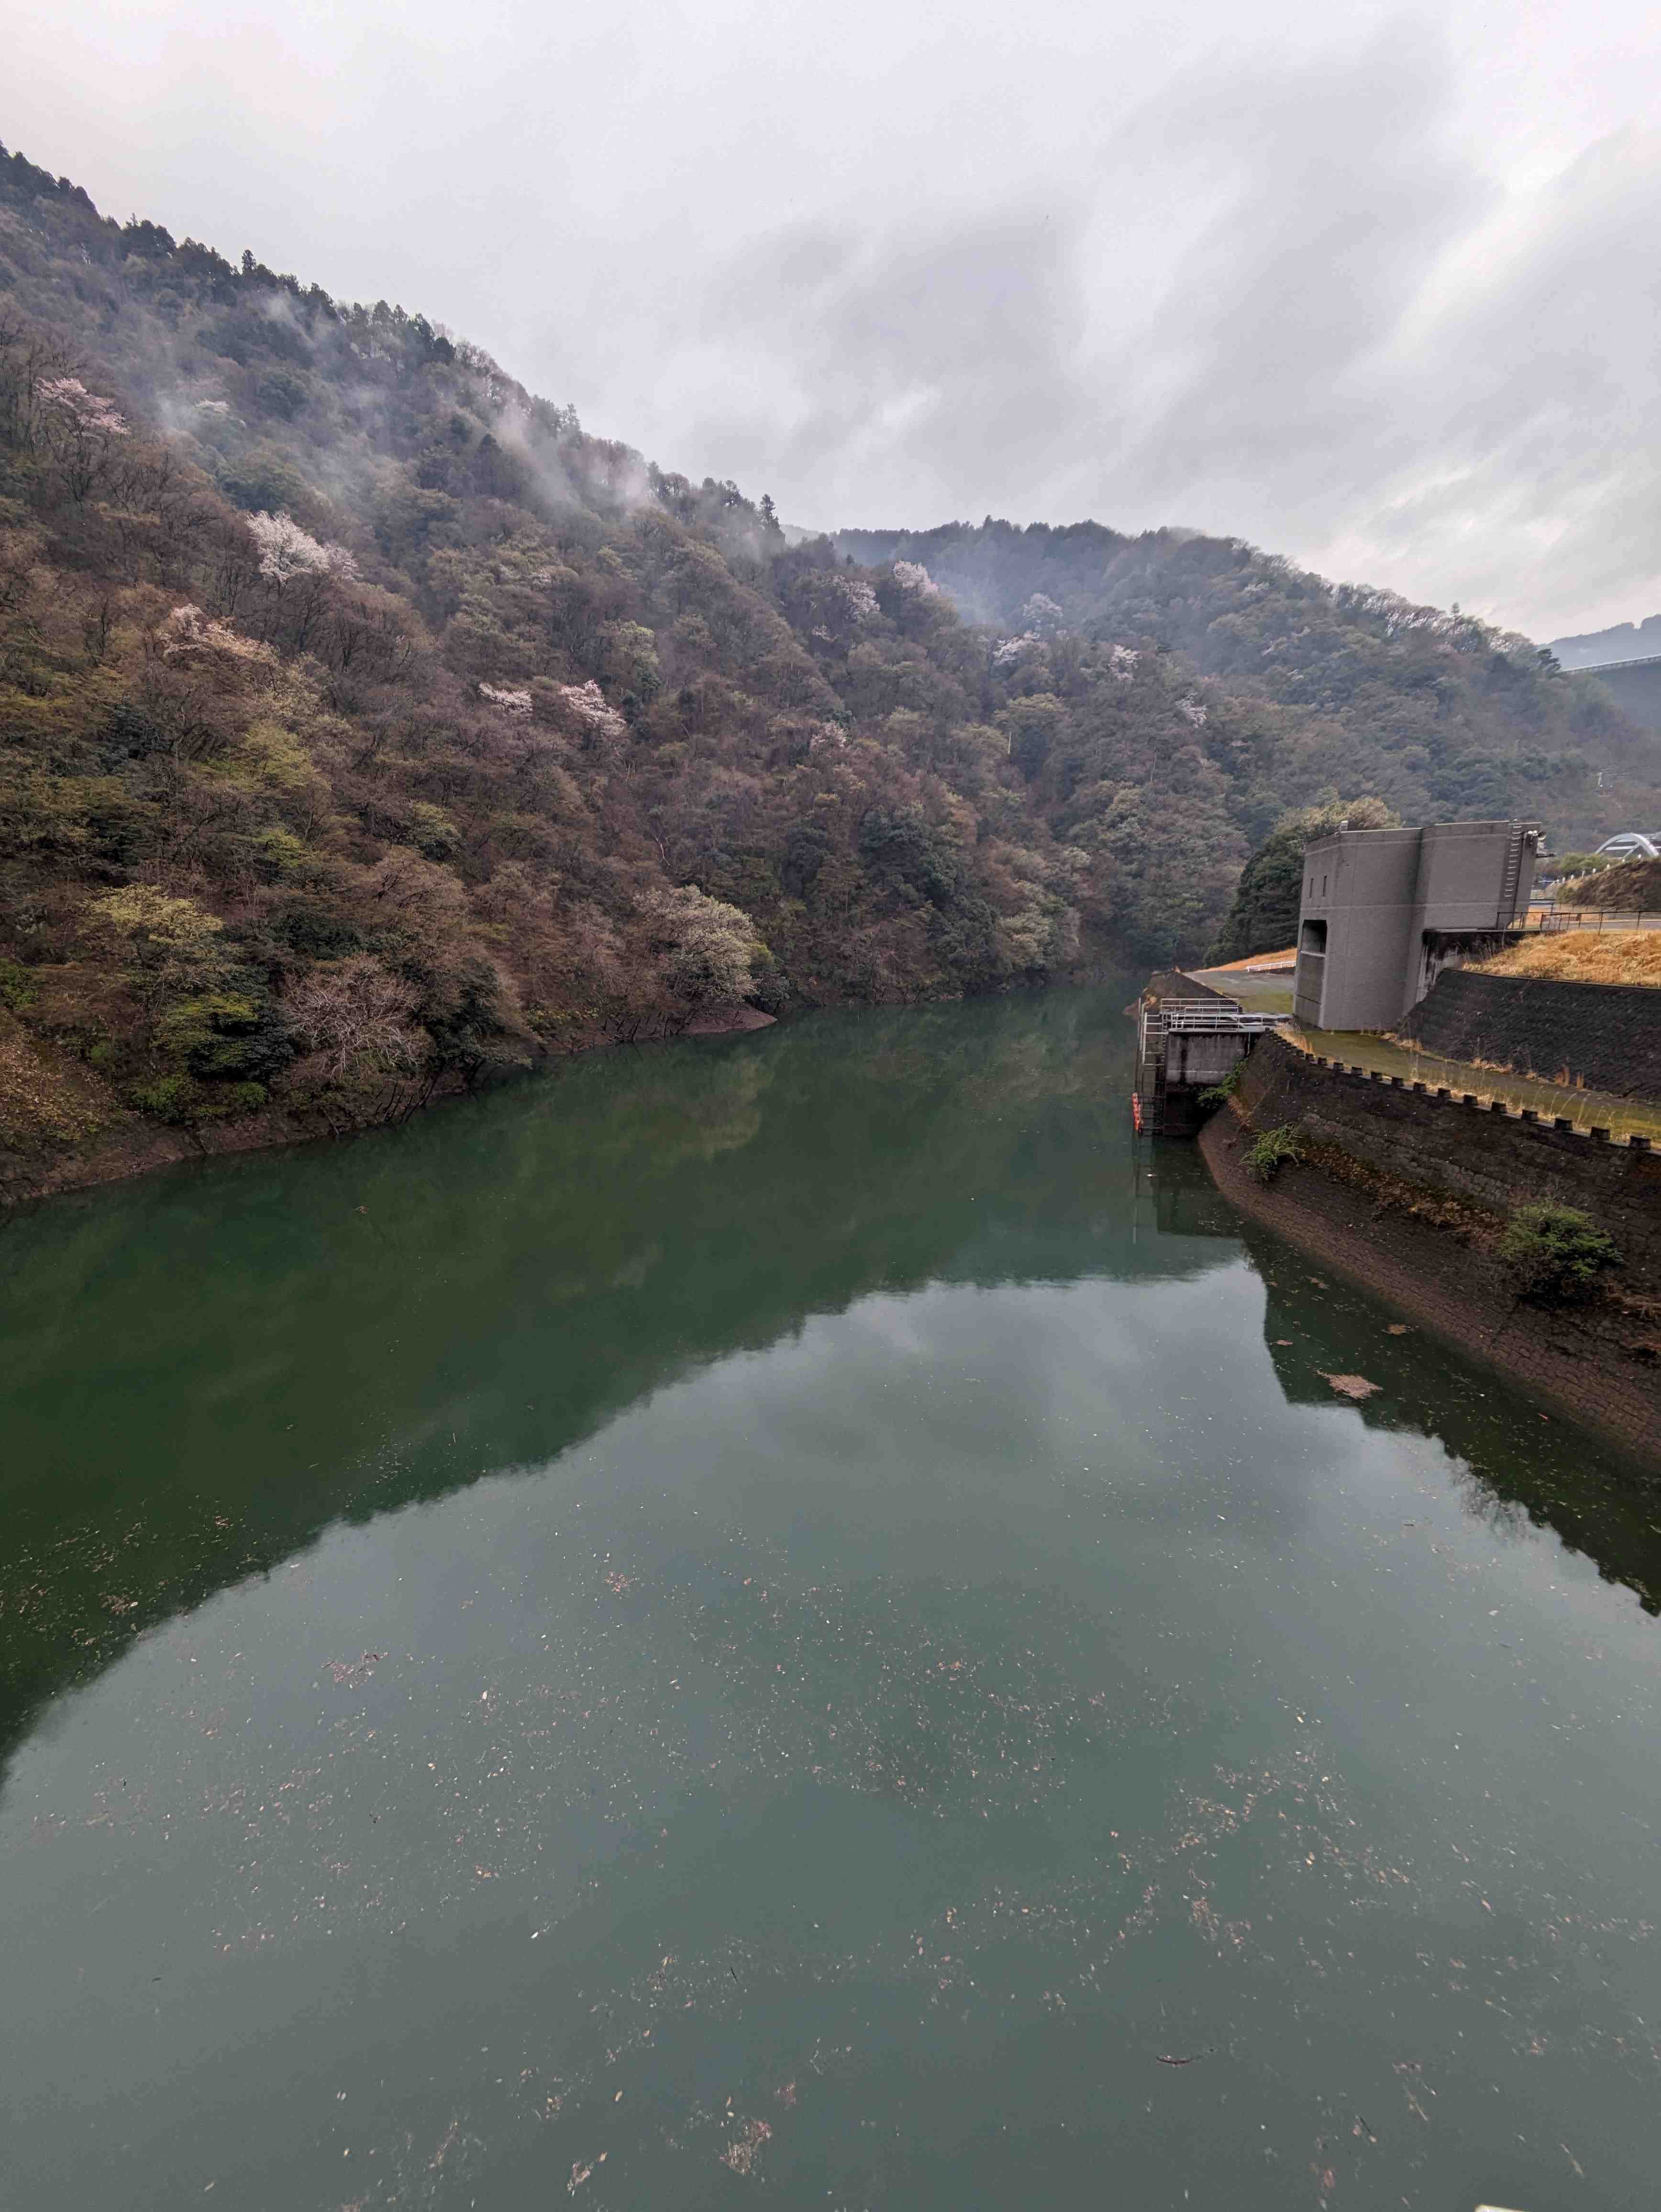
[1319,1373,1381,1401]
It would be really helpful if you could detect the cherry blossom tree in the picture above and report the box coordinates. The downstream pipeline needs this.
[160,603,274,665]
[247,509,358,585]
[35,375,127,433]
[35,376,128,499]
[833,575,879,622]
[244,511,361,651]
[555,679,627,741]
[892,561,940,597]
[479,681,533,714]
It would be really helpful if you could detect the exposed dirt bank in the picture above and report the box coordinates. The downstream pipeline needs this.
[1200,1105,1661,1466]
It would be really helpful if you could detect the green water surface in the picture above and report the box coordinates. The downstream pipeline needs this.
[1,986,1658,2210]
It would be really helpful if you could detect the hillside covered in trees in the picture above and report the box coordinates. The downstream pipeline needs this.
[836,521,1661,852]
[2,140,1658,1189]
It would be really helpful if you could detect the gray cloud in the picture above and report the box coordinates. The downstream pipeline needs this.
[677,202,1097,517]
[1,0,1656,635]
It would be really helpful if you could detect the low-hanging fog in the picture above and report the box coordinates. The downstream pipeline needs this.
[3,0,1657,639]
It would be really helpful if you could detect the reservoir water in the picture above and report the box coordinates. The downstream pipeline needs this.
[2,986,1658,2210]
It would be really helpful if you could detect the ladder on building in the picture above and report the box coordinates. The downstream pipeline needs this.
[1498,826,1526,925]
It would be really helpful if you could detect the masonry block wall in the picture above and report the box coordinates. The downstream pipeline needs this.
[1235,1035,1661,1291]
[1402,969,1661,1101]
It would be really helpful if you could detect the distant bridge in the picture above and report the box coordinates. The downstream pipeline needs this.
[1570,654,1661,732]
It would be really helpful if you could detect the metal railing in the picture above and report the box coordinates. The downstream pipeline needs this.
[1147,1000,1290,1034]
[1529,908,1661,934]
[1138,998,1292,1071]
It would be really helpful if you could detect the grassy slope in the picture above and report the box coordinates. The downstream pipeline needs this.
[1475,933,1661,986]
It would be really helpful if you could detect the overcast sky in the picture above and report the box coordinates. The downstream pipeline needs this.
[5,0,1658,638]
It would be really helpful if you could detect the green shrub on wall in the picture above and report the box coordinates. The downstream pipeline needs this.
[1499,1203,1621,1302]
[1245,1125,1304,1182]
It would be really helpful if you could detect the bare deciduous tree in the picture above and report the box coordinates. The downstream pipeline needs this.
[283,956,422,1082]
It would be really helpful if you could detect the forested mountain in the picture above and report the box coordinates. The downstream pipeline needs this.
[2,140,1658,1184]
[836,522,1661,852]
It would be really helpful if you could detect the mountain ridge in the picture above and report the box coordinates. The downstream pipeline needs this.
[1,137,1657,1191]
[1549,613,1661,670]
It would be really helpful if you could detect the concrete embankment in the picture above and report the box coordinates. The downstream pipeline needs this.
[1403,966,1661,1102]
[1199,1034,1661,1462]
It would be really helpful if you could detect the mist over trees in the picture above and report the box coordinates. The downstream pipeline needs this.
[1,138,1658,1178]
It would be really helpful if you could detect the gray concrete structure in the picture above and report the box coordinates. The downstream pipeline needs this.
[1573,655,1661,734]
[1134,972,1287,1134]
[1294,820,1538,1032]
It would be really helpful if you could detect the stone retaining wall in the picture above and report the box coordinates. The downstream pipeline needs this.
[1401,967,1661,1101]
[1236,1033,1661,1291]
[1200,1105,1661,1462]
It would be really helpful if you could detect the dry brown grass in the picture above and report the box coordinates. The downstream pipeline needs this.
[1555,856,1661,911]
[1471,933,1661,986]
[1203,946,1297,972]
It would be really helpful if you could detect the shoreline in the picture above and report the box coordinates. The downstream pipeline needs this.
[2,966,1136,1216]
[0,1005,777,1214]
[1198,1107,1661,1465]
